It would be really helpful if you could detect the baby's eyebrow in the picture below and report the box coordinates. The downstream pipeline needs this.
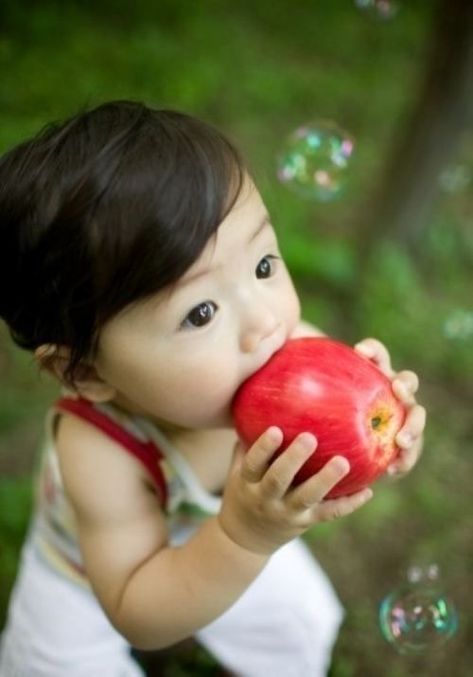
[249,214,271,243]
[178,214,272,289]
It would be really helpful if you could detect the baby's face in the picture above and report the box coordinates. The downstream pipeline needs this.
[94,180,301,431]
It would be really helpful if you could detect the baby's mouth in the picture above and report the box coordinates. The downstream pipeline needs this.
[246,334,287,381]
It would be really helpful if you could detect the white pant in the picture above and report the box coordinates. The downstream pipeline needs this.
[0,536,344,677]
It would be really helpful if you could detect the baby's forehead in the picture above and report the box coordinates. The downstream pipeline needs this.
[138,184,271,309]
[181,209,271,281]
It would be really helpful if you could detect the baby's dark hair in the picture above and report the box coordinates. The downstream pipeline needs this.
[0,100,244,383]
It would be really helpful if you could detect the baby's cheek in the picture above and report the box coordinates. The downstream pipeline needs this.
[285,281,302,334]
[175,361,238,419]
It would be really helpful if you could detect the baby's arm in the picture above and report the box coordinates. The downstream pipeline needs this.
[57,413,266,649]
[57,413,370,650]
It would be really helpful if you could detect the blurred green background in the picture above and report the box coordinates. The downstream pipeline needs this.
[0,1,472,675]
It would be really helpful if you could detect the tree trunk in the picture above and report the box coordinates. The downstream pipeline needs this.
[358,0,473,259]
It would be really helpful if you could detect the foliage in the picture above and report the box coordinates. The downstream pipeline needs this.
[0,478,33,627]
[0,1,471,674]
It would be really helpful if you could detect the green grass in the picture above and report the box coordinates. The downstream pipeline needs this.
[0,1,472,674]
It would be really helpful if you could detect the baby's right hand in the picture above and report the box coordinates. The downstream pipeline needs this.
[218,427,373,555]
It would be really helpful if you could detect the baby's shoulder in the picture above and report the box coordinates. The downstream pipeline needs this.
[55,411,160,524]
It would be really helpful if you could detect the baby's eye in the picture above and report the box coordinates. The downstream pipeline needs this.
[256,255,280,279]
[181,301,218,329]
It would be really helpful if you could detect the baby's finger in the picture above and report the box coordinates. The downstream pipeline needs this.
[388,435,423,475]
[240,427,284,483]
[287,455,350,509]
[316,487,374,522]
[392,370,419,406]
[395,405,426,449]
[260,433,317,499]
[354,338,394,377]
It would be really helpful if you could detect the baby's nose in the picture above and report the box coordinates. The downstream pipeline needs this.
[239,311,280,353]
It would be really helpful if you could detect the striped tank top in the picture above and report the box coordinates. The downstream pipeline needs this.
[31,396,222,587]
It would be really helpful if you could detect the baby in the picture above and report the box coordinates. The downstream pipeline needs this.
[0,101,425,676]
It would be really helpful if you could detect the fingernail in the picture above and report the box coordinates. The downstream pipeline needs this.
[355,343,372,356]
[394,381,407,396]
[266,427,282,443]
[333,456,350,474]
[299,432,317,450]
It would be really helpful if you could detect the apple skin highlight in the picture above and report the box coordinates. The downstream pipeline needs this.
[232,337,407,498]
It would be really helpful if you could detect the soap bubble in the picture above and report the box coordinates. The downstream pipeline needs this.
[443,309,473,341]
[439,164,472,193]
[379,565,458,654]
[355,0,399,20]
[277,121,355,202]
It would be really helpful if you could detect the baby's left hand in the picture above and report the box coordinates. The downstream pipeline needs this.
[354,338,426,477]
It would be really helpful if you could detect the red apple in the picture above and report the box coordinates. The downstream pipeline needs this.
[232,337,407,498]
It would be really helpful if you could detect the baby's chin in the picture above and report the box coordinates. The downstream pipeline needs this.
[217,409,235,430]
[158,404,235,433]
[201,401,236,430]
[197,407,234,431]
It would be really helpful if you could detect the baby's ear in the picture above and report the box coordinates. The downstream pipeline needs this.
[34,344,116,403]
